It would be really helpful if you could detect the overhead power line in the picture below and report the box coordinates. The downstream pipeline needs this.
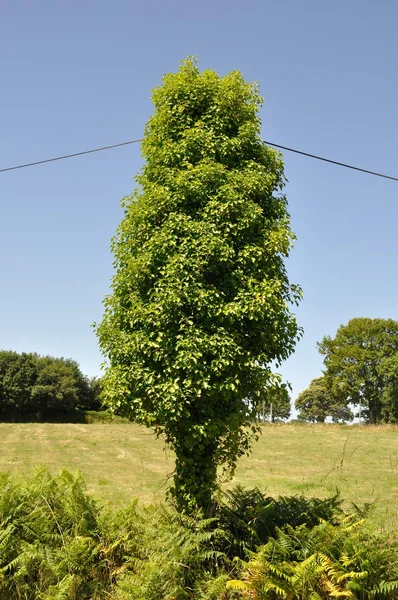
[0,139,143,173]
[266,141,398,182]
[1,137,397,182]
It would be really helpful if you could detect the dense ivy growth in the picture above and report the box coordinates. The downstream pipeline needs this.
[97,58,301,510]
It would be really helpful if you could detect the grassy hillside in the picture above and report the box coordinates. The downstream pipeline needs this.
[1,422,396,528]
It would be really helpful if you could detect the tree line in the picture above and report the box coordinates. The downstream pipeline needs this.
[295,317,398,424]
[0,350,102,419]
[4,316,397,427]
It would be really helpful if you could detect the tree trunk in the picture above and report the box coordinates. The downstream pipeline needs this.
[368,397,381,424]
[172,441,217,514]
[369,407,377,424]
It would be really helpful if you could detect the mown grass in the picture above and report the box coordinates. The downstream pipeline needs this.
[0,422,396,529]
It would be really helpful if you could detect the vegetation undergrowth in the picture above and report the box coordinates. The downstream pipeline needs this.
[0,469,397,599]
[0,409,130,424]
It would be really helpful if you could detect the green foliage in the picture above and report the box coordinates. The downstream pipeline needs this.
[97,57,301,511]
[257,376,291,422]
[87,376,104,411]
[0,470,231,600]
[319,318,398,424]
[216,486,341,559]
[31,356,84,417]
[84,409,130,424]
[295,376,353,423]
[114,505,229,600]
[0,471,397,600]
[379,354,398,424]
[0,351,37,414]
[228,513,398,599]
[0,350,95,419]
[0,468,108,598]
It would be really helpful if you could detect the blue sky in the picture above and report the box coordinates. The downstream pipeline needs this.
[1,0,397,412]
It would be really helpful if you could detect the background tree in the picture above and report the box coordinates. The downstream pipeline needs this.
[87,376,104,411]
[318,318,398,424]
[31,356,91,418]
[295,376,353,423]
[258,377,291,422]
[0,350,93,419]
[0,351,37,416]
[96,58,301,511]
[379,354,398,424]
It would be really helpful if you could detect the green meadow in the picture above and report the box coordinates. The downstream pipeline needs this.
[1,422,396,529]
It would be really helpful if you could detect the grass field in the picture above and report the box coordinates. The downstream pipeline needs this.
[0,422,397,529]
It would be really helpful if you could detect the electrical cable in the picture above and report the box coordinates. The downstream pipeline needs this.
[1,137,397,182]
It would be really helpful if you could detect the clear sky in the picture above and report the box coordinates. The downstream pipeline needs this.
[1,0,397,413]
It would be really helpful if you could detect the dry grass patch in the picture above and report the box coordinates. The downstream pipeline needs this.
[0,422,396,528]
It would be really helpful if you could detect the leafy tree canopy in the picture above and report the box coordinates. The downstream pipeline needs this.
[318,318,398,424]
[378,353,398,424]
[97,58,301,511]
[0,350,94,418]
[258,376,291,422]
[0,351,37,414]
[295,376,353,423]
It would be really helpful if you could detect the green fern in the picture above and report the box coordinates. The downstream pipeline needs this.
[216,485,342,559]
[227,513,398,600]
[114,504,230,600]
[0,469,114,599]
[1,471,397,600]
